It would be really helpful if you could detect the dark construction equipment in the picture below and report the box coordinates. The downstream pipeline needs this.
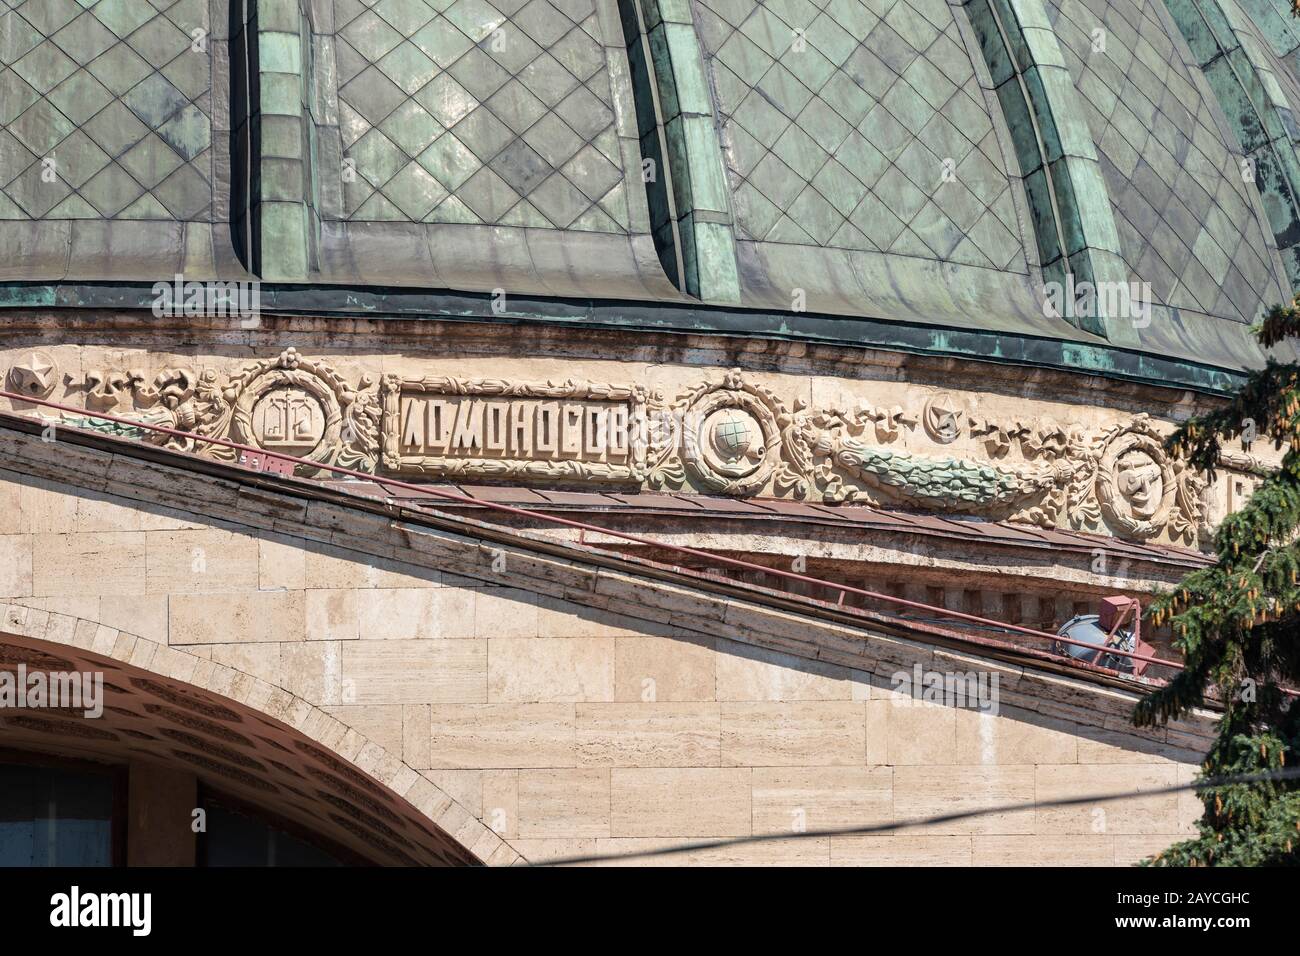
[1055,596,1154,676]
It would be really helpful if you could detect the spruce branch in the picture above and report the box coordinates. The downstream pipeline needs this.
[1137,310,1300,865]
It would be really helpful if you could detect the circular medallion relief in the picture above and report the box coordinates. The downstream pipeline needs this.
[1115,449,1163,520]
[922,393,964,444]
[5,351,58,399]
[702,406,766,478]
[1097,429,1176,537]
[228,363,344,471]
[683,389,780,496]
[252,386,327,456]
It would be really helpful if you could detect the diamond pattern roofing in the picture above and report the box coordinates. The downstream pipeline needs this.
[701,0,1027,271]
[0,0,213,222]
[334,0,632,231]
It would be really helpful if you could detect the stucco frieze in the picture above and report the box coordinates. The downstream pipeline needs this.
[2,347,1273,546]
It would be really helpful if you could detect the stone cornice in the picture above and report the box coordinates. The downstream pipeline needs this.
[0,304,1235,417]
[0,410,1219,753]
[0,283,1258,394]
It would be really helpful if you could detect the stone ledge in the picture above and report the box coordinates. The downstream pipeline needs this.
[0,419,1221,750]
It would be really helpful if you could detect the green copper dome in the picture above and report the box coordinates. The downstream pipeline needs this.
[2,0,1298,375]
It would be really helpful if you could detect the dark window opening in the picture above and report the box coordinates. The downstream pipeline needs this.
[0,755,123,867]
[197,792,348,867]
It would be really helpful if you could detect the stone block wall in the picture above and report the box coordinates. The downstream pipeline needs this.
[0,467,1204,865]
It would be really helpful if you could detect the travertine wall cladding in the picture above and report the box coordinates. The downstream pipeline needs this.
[0,467,1204,865]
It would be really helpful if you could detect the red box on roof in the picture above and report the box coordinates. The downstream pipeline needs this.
[1099,595,1141,632]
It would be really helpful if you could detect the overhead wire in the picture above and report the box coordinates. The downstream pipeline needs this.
[534,766,1300,865]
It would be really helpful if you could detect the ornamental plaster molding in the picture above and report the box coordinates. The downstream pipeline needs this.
[5,354,1235,543]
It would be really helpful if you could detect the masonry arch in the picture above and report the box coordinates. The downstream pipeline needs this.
[0,620,517,867]
[0,420,1215,866]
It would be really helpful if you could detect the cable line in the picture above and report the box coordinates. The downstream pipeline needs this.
[533,766,1300,865]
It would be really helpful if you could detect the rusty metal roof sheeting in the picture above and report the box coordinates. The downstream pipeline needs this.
[369,482,1212,567]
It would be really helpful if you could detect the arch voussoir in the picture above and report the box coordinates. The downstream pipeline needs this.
[0,600,520,867]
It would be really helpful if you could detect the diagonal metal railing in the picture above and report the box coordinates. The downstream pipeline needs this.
[0,388,1184,676]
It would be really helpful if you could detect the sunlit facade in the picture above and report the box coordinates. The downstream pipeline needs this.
[0,0,1292,866]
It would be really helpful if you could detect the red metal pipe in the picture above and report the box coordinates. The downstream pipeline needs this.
[0,389,1179,671]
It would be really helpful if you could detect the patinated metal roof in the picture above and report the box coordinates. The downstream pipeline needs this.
[2,0,1299,376]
